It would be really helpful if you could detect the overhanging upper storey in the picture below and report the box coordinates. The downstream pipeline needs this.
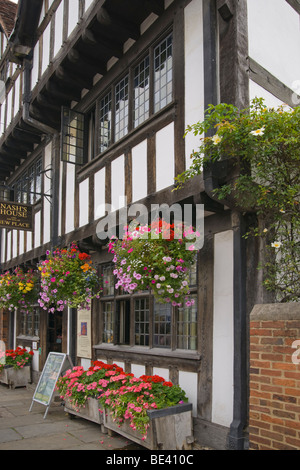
[0,0,166,180]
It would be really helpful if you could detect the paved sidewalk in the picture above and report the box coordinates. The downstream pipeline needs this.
[0,382,143,451]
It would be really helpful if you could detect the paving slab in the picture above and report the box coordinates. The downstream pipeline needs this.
[0,383,144,451]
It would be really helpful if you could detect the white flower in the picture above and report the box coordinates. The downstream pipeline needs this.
[250,126,265,136]
[271,241,282,248]
[212,134,222,145]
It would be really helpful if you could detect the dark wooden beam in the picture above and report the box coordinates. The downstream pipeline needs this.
[67,49,106,76]
[29,103,60,130]
[82,28,123,59]
[12,127,42,144]
[1,144,26,161]
[96,7,140,40]
[0,160,16,170]
[5,136,33,153]
[55,65,93,91]
[46,79,81,103]
[36,92,63,112]
[0,148,22,164]
[144,0,165,15]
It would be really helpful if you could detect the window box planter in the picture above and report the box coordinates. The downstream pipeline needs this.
[103,402,194,450]
[0,364,31,389]
[64,397,106,430]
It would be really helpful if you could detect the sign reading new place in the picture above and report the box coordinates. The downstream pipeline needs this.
[0,200,33,231]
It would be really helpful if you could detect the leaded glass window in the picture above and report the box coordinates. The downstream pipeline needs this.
[133,55,150,128]
[115,75,129,142]
[134,298,150,346]
[154,33,173,113]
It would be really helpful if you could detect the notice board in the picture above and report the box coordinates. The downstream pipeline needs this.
[29,352,72,418]
[77,308,92,359]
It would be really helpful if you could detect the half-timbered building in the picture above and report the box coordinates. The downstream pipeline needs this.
[0,0,299,450]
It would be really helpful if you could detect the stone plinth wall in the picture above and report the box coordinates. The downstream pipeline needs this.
[249,303,300,450]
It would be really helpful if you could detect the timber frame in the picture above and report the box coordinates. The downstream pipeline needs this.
[0,0,298,451]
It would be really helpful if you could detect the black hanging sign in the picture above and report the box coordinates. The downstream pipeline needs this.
[0,200,33,231]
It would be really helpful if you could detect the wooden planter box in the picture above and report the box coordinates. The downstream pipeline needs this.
[103,402,194,450]
[0,364,31,389]
[64,397,106,430]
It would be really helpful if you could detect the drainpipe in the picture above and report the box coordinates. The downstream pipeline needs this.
[202,0,248,450]
[22,60,60,248]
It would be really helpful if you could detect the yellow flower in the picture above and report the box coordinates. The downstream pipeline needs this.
[212,134,222,145]
[271,241,282,248]
[250,126,265,136]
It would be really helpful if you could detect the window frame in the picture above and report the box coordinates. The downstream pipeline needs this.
[85,30,174,163]
[99,256,198,353]
[12,156,43,204]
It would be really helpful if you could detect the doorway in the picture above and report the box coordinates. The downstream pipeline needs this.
[47,311,63,355]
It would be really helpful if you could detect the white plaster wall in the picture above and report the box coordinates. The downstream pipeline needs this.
[6,230,11,260]
[111,155,125,211]
[79,178,89,227]
[19,231,24,256]
[12,230,17,258]
[84,0,94,13]
[13,76,20,118]
[32,350,39,372]
[43,144,52,244]
[132,140,147,202]
[1,229,6,263]
[153,367,169,381]
[31,43,39,88]
[94,167,106,219]
[81,358,91,370]
[212,230,234,427]
[179,371,198,417]
[6,89,12,128]
[68,0,79,36]
[155,123,175,191]
[41,22,51,75]
[53,1,64,58]
[184,0,205,169]
[34,211,41,248]
[26,231,32,252]
[114,361,125,371]
[131,363,145,378]
[248,0,300,90]
[250,80,286,109]
[65,163,75,233]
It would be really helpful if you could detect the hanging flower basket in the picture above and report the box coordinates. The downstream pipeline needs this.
[108,219,201,307]
[0,268,38,314]
[38,243,102,313]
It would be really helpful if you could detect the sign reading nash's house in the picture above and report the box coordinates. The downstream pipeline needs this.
[0,200,33,231]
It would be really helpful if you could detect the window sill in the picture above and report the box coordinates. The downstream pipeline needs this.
[93,343,201,361]
[16,335,40,342]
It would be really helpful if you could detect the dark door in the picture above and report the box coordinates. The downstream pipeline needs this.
[47,311,63,354]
